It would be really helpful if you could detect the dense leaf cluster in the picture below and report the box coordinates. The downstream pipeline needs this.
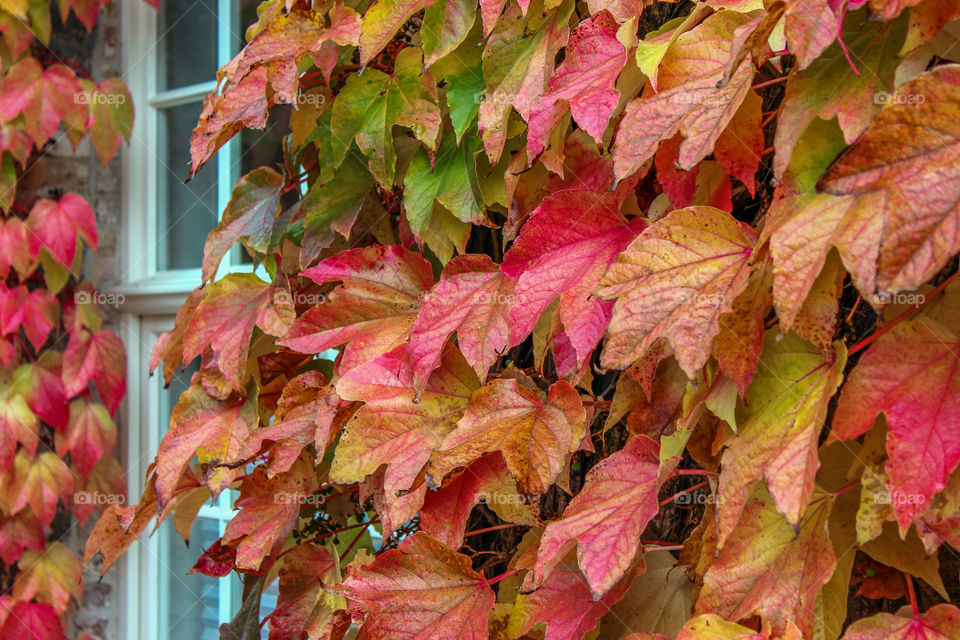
[86,0,960,639]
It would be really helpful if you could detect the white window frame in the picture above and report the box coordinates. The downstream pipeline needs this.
[121,317,240,640]
[120,0,244,307]
[117,1,257,637]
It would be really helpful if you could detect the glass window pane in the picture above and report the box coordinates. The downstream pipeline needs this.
[156,102,218,271]
[158,359,199,433]
[234,108,289,265]
[235,0,262,52]
[159,517,224,640]
[157,0,219,91]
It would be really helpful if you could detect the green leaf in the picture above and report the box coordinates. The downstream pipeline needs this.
[302,151,375,238]
[422,0,477,67]
[404,133,485,258]
[203,167,283,282]
[331,47,441,186]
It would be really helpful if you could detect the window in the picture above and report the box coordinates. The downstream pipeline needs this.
[122,0,284,287]
[117,1,281,637]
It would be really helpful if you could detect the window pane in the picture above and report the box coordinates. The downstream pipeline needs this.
[156,102,218,271]
[159,517,225,640]
[235,0,262,52]
[234,109,289,265]
[158,359,199,433]
[157,0,219,91]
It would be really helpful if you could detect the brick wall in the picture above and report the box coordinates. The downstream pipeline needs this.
[25,4,128,639]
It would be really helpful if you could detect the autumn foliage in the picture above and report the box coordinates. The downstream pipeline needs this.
[82,0,960,639]
[0,0,132,638]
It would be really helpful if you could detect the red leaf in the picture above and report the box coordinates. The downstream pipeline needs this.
[502,190,646,366]
[526,11,625,157]
[155,384,257,504]
[0,601,63,640]
[55,399,116,479]
[222,458,320,570]
[429,378,586,495]
[0,510,44,564]
[0,59,84,147]
[408,254,514,392]
[14,354,69,430]
[189,539,235,577]
[511,557,633,640]
[62,328,125,414]
[2,286,58,351]
[202,168,283,282]
[332,344,478,498]
[655,135,699,208]
[612,12,755,180]
[26,193,98,268]
[420,453,538,549]
[235,373,339,477]
[713,89,763,196]
[599,206,755,377]
[331,532,494,640]
[784,0,842,70]
[840,605,960,640]
[268,544,340,640]
[0,217,30,277]
[60,0,109,31]
[283,245,433,371]
[183,274,294,390]
[191,67,269,177]
[818,64,960,292]
[10,450,74,527]
[528,435,661,597]
[832,319,960,530]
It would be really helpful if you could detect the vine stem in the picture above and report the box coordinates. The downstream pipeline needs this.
[848,269,960,356]
[671,468,718,478]
[845,295,862,324]
[645,544,683,551]
[282,172,310,193]
[905,573,919,617]
[582,400,611,407]
[464,523,524,538]
[485,569,517,586]
[752,75,788,90]
[659,480,710,507]
[834,481,859,497]
[340,520,374,560]
[276,519,378,559]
